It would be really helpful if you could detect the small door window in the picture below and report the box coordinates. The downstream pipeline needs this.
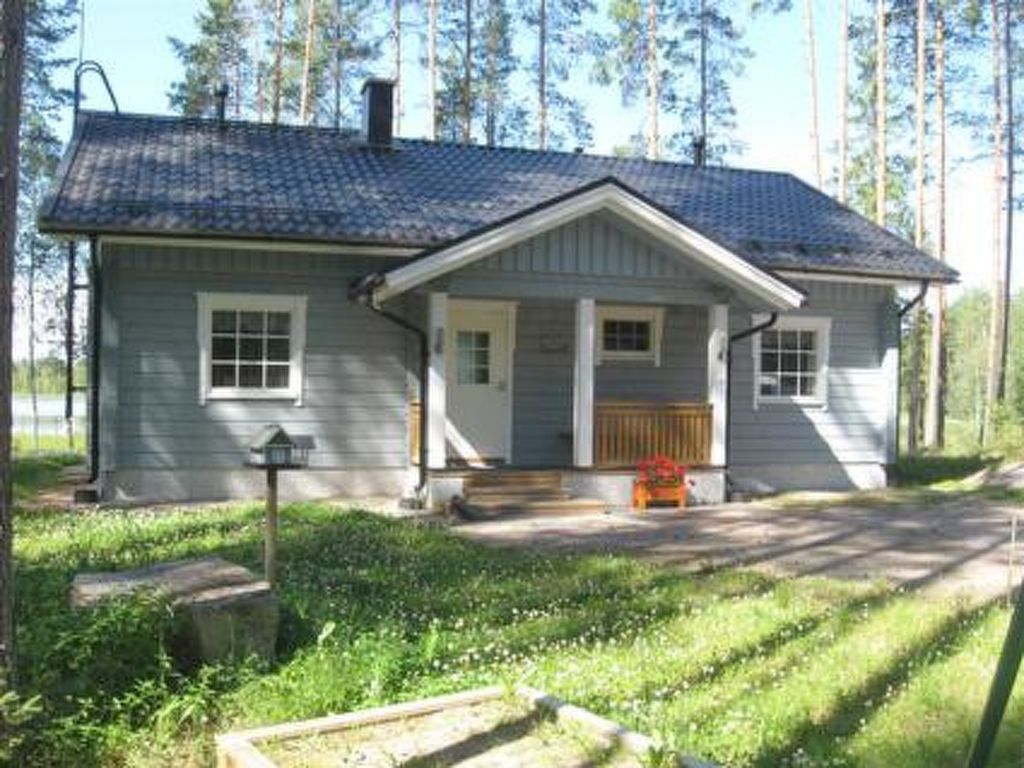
[456,330,491,385]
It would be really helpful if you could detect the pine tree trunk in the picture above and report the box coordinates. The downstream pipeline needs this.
[803,0,821,187]
[984,0,1006,446]
[485,8,496,147]
[838,0,849,203]
[699,0,707,148]
[271,0,284,124]
[28,238,38,451]
[925,5,947,449]
[299,0,317,124]
[0,0,26,684]
[908,0,928,455]
[428,0,438,140]
[1001,0,1013,397]
[645,0,658,159]
[875,0,887,227]
[462,0,472,142]
[332,1,343,129]
[538,0,547,150]
[394,0,402,136]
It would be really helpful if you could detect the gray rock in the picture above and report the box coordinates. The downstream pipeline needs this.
[71,556,279,665]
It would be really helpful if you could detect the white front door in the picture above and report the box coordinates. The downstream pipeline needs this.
[446,300,515,464]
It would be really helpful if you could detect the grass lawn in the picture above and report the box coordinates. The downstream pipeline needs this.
[6,462,1024,766]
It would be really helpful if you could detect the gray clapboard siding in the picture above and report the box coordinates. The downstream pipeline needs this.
[728,281,894,468]
[596,305,707,402]
[512,300,575,466]
[104,243,412,471]
[441,210,730,306]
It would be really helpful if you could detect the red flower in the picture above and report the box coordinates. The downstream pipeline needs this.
[636,455,687,484]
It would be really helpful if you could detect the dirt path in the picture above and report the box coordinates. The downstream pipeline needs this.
[453,492,1024,597]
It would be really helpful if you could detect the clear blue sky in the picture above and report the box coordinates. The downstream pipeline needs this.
[60,0,1015,298]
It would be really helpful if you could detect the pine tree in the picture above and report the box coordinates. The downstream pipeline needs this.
[16,0,76,452]
[435,0,473,140]
[907,0,928,454]
[298,0,317,123]
[875,0,887,227]
[522,0,595,150]
[478,0,520,146]
[838,0,849,203]
[170,0,376,127]
[427,0,438,139]
[802,0,821,187]
[0,0,26,684]
[983,0,1006,445]
[598,0,754,163]
[925,0,947,449]
[169,0,252,117]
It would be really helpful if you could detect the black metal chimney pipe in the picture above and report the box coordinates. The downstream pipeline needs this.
[214,83,229,124]
[362,79,395,147]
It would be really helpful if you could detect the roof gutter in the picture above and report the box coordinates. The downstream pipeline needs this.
[724,312,778,490]
[348,274,429,504]
[87,236,101,484]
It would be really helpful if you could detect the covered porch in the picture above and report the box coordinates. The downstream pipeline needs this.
[409,296,726,473]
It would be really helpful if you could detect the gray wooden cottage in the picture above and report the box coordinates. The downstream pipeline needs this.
[38,80,957,507]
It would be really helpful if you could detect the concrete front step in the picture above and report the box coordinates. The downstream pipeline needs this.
[465,489,573,502]
[453,496,606,521]
[463,470,564,491]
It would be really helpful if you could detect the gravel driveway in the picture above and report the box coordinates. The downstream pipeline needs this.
[452,492,1024,597]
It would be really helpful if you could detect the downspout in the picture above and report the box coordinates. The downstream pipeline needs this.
[348,275,429,502]
[725,312,778,491]
[894,280,929,462]
[88,236,101,483]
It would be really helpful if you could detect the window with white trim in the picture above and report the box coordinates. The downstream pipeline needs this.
[196,293,307,404]
[596,305,664,366]
[752,315,831,406]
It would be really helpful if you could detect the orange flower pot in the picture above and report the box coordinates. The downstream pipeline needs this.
[632,480,686,512]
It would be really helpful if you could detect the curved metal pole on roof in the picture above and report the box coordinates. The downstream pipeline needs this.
[74,60,119,119]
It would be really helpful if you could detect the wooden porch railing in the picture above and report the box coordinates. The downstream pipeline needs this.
[410,401,421,465]
[594,401,712,467]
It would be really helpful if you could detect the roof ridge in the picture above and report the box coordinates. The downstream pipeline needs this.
[77,109,802,179]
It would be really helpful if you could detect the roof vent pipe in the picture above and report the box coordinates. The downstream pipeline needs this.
[362,78,395,147]
[214,83,229,124]
[692,136,707,167]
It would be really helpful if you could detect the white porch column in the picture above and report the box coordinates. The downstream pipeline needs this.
[707,304,729,467]
[573,297,596,467]
[427,292,448,469]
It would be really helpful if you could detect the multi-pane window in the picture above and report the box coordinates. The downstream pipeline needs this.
[197,293,307,403]
[603,320,651,354]
[753,316,831,405]
[759,329,817,397]
[211,310,291,390]
[596,306,664,365]
[456,330,491,385]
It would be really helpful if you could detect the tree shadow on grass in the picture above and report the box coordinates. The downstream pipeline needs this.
[747,597,998,767]
[624,584,895,711]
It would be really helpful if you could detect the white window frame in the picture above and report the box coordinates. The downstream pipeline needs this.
[596,305,665,366]
[196,292,308,405]
[751,314,831,408]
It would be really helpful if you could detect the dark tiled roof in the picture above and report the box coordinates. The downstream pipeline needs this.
[40,111,958,282]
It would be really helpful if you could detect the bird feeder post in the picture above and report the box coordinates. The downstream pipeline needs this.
[246,425,315,588]
[265,467,279,586]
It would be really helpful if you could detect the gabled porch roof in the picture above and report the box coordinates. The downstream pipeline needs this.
[368,178,806,310]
